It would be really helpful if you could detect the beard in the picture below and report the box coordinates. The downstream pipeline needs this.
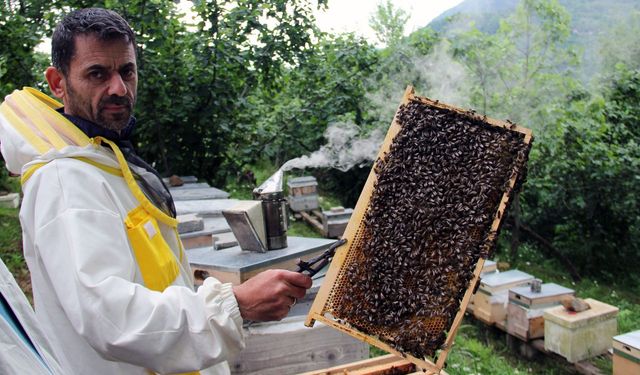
[65,81,134,132]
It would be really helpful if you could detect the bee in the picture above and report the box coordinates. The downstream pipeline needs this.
[332,98,531,360]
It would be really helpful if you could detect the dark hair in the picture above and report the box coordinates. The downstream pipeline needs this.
[51,8,136,75]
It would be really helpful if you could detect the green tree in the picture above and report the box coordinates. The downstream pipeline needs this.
[1,0,328,186]
[524,68,640,281]
[0,0,57,189]
[149,0,328,184]
[454,0,577,125]
[0,0,55,98]
[452,28,505,114]
[451,0,580,261]
[235,33,378,169]
[369,0,409,48]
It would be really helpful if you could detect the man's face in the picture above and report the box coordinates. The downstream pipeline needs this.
[62,34,137,131]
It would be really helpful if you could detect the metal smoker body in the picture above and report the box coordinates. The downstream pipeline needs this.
[254,191,288,250]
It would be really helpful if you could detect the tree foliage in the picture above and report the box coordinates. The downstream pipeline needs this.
[453,0,578,126]
[524,68,640,281]
[368,0,409,48]
[1,0,639,283]
[0,0,55,98]
[236,33,378,169]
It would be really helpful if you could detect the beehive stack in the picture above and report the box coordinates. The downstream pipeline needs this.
[306,87,533,373]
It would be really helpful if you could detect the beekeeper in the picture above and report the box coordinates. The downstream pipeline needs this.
[0,257,65,374]
[0,7,311,375]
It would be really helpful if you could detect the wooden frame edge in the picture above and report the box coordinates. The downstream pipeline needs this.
[304,85,533,372]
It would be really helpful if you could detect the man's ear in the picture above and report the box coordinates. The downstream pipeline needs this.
[45,67,66,100]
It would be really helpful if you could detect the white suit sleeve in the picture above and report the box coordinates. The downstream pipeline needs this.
[28,162,244,374]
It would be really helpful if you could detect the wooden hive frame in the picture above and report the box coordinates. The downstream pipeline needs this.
[305,86,533,374]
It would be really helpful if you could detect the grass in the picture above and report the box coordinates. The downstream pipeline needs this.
[504,242,640,335]
[369,319,576,375]
[287,219,323,238]
[445,321,576,375]
[366,241,640,374]
[0,207,24,272]
[0,175,31,300]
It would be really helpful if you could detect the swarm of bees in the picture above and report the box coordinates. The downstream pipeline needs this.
[329,99,531,359]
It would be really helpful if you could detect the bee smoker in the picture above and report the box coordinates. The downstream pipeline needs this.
[253,190,288,250]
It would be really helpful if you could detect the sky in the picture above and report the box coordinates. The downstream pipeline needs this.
[314,0,464,46]
[38,1,464,52]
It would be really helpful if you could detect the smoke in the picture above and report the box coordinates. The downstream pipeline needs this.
[269,39,471,185]
[282,121,385,172]
[255,122,384,194]
[412,41,472,107]
[367,40,471,126]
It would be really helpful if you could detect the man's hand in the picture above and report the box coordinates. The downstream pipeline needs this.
[232,269,312,322]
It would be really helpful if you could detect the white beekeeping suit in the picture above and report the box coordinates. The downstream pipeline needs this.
[0,88,245,374]
[0,257,65,374]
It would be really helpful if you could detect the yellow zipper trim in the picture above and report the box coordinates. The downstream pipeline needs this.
[75,157,123,177]
[95,137,177,228]
[0,87,92,155]
[0,103,50,154]
[22,87,63,109]
[21,88,91,148]
[9,93,68,151]
[21,157,124,186]
[20,163,47,185]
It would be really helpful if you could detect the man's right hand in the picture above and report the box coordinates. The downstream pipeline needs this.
[232,269,312,322]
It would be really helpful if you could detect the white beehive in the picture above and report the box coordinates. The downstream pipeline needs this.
[613,330,640,375]
[287,176,319,212]
[466,260,498,314]
[473,270,534,326]
[544,298,618,363]
[506,282,574,341]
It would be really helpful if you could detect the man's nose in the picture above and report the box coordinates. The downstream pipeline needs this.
[107,73,127,96]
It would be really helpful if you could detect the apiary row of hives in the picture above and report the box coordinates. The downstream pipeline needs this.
[466,262,636,373]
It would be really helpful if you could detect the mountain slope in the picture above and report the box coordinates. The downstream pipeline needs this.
[426,0,640,78]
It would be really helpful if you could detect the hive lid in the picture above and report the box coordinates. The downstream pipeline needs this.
[187,236,335,272]
[509,282,574,300]
[614,330,640,348]
[482,260,497,273]
[287,176,318,188]
[323,208,354,219]
[480,270,534,291]
[543,298,619,329]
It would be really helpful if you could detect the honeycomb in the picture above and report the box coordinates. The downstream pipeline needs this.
[319,94,532,361]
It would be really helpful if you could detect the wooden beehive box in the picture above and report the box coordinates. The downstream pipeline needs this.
[230,315,369,375]
[473,270,534,326]
[544,298,619,363]
[288,176,318,196]
[305,87,533,373]
[287,176,319,212]
[506,283,574,341]
[613,330,640,375]
[322,207,353,238]
[466,260,498,314]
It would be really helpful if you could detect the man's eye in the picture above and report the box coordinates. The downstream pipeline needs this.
[89,71,105,79]
[122,70,136,79]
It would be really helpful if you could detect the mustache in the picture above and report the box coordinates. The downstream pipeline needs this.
[99,95,132,109]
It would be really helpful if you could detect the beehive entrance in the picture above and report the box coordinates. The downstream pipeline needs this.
[306,86,533,373]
